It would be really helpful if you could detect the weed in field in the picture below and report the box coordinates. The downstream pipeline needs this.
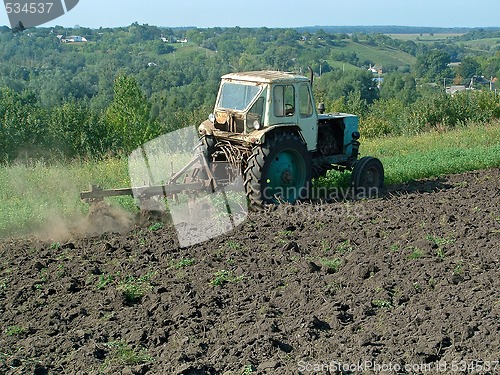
[428,278,437,288]
[56,264,65,278]
[324,281,346,294]
[426,234,455,259]
[426,234,455,247]
[315,222,326,230]
[5,325,26,336]
[336,240,354,254]
[242,364,255,374]
[104,341,153,365]
[408,247,424,260]
[210,270,243,286]
[174,258,194,269]
[227,240,241,251]
[320,258,342,272]
[389,243,400,252]
[211,270,231,286]
[436,248,446,259]
[453,262,464,276]
[320,239,330,252]
[39,268,49,283]
[453,181,468,188]
[0,278,7,292]
[148,222,163,232]
[119,281,151,302]
[96,274,114,290]
[117,272,155,302]
[50,242,61,250]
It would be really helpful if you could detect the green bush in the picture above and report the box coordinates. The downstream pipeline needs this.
[360,91,500,138]
[360,98,406,138]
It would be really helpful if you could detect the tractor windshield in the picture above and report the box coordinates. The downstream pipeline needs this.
[217,82,261,111]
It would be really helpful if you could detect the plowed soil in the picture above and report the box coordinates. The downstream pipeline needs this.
[1,168,499,375]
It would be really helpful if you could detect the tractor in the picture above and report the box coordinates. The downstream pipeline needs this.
[81,70,384,210]
[198,70,384,207]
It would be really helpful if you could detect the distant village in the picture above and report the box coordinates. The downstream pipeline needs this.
[52,31,496,94]
[56,34,189,44]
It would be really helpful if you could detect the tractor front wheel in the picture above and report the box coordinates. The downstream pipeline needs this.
[351,156,384,195]
[244,132,312,209]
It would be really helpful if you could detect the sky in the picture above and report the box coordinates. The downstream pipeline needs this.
[1,0,499,29]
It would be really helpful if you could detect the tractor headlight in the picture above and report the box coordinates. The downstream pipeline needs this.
[208,113,216,123]
[352,131,360,140]
[253,120,261,130]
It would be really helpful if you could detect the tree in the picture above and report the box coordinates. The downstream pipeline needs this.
[415,50,453,82]
[154,41,174,55]
[380,73,419,104]
[105,75,156,154]
[314,70,378,107]
[456,57,481,81]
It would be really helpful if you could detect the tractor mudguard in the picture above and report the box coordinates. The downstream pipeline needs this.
[204,123,306,147]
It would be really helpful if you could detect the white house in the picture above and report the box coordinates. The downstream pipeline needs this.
[59,35,88,43]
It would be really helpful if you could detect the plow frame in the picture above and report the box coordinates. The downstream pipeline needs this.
[80,150,217,203]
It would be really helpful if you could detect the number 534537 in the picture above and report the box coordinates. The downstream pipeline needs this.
[5,2,54,14]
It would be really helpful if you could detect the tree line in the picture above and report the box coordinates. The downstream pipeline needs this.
[0,24,499,162]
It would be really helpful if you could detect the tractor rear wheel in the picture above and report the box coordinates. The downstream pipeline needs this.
[351,156,384,195]
[244,132,312,209]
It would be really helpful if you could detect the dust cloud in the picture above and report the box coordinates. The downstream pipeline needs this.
[0,161,134,242]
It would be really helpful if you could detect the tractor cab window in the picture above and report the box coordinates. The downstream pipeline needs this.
[299,83,313,118]
[218,82,261,111]
[274,85,295,117]
[248,96,264,119]
[247,96,265,129]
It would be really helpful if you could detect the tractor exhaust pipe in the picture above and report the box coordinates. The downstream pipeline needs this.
[308,66,314,87]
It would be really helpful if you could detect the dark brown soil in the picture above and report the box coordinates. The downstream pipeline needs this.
[1,168,499,375]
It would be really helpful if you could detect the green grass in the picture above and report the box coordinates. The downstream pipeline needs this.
[0,122,498,239]
[459,38,500,51]
[361,121,500,185]
[0,157,134,238]
[343,41,416,67]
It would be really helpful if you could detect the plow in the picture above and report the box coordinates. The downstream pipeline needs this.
[80,145,218,205]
